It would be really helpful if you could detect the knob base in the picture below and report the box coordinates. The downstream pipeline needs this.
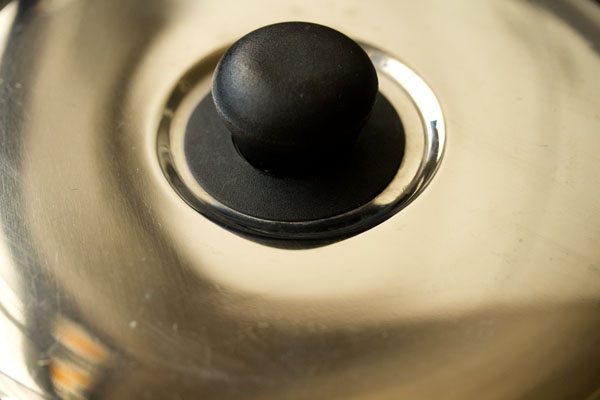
[184,91,404,222]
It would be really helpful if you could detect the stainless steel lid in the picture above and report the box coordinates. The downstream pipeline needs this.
[1,0,599,399]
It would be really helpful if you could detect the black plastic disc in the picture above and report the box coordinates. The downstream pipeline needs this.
[184,92,405,222]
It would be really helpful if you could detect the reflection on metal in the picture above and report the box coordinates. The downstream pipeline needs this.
[49,318,112,399]
[158,43,445,243]
[0,0,599,399]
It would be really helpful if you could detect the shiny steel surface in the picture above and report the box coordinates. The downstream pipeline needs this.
[159,42,445,242]
[0,0,600,399]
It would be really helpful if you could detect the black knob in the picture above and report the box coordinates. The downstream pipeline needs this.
[212,22,378,176]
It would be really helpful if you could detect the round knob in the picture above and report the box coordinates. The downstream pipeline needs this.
[212,22,378,176]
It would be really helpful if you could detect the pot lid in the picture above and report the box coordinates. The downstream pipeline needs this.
[0,0,599,399]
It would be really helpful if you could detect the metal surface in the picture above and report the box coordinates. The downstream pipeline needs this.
[0,0,599,399]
